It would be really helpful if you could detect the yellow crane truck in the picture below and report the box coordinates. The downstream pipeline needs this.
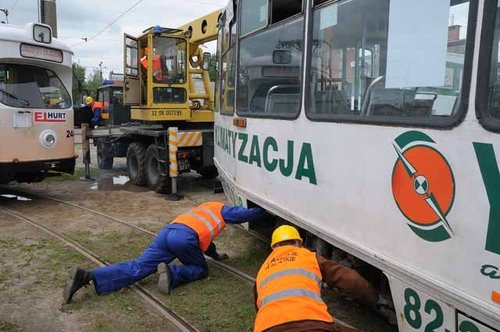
[90,10,222,194]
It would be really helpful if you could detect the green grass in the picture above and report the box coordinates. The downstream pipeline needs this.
[161,266,256,332]
[64,230,152,263]
[62,229,258,331]
[0,320,22,332]
[225,245,269,277]
[45,168,87,182]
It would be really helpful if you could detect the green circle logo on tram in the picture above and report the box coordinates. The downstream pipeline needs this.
[391,131,456,242]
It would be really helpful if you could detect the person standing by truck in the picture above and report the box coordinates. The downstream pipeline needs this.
[84,96,101,127]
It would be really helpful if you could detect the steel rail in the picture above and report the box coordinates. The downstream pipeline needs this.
[0,187,256,284]
[0,207,200,332]
[1,186,359,330]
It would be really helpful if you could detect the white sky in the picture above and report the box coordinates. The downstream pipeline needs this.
[0,0,227,79]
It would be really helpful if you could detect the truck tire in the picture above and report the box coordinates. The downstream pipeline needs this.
[145,144,171,194]
[126,142,147,186]
[97,141,114,169]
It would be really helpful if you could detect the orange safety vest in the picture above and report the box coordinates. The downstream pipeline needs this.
[171,202,225,252]
[92,101,102,111]
[254,246,333,332]
[141,55,163,81]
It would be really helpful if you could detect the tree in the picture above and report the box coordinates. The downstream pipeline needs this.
[208,53,217,82]
[72,63,86,103]
[85,70,102,98]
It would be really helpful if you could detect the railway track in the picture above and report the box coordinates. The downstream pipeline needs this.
[0,186,256,285]
[0,206,200,332]
[0,185,362,330]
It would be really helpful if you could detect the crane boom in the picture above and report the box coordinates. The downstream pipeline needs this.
[179,9,223,45]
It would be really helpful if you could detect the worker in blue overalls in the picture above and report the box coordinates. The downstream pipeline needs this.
[64,201,267,303]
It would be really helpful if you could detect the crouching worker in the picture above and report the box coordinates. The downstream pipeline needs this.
[254,225,394,332]
[64,201,267,303]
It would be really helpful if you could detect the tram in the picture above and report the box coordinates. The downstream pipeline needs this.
[0,22,75,184]
[214,0,500,331]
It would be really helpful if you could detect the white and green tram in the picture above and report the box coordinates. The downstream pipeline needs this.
[214,0,500,330]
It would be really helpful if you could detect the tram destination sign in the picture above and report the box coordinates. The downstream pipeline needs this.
[20,43,63,63]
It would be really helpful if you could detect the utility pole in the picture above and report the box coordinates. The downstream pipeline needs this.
[99,62,103,81]
[40,0,57,37]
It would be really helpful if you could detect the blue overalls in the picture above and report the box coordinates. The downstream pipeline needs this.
[91,205,266,294]
[92,223,205,294]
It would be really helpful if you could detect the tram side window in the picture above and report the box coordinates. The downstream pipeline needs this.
[217,12,237,115]
[272,0,302,24]
[221,49,236,115]
[240,0,268,35]
[486,1,500,122]
[308,0,470,126]
[237,17,304,117]
[0,64,71,109]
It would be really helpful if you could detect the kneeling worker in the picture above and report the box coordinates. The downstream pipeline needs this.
[64,201,266,303]
[254,225,393,332]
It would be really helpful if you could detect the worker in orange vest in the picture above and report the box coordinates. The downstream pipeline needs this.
[254,225,394,332]
[64,201,267,303]
[84,96,102,127]
[140,47,165,82]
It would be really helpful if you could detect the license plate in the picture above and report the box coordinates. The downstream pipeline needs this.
[178,158,190,172]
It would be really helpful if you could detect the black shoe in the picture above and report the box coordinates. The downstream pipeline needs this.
[158,263,171,295]
[63,267,89,304]
[214,253,228,261]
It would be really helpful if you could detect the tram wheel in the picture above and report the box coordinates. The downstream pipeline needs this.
[145,144,171,194]
[97,141,114,169]
[126,142,147,186]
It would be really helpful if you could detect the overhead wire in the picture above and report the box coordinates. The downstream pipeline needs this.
[71,0,145,48]
[10,0,20,11]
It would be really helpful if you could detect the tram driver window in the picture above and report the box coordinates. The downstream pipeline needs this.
[0,64,71,109]
[308,0,471,126]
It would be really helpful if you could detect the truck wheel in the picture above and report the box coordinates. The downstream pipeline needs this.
[199,165,218,179]
[146,144,171,194]
[97,141,114,169]
[126,142,147,186]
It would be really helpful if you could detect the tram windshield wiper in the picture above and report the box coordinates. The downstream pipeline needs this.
[0,88,30,107]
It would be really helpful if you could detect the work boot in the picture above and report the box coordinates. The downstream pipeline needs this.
[63,267,91,304]
[213,253,228,261]
[157,262,171,295]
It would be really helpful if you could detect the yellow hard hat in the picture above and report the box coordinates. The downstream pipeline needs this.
[271,225,302,249]
[85,96,94,104]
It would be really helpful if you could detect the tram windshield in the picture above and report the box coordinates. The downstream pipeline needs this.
[0,64,71,109]
[309,0,470,122]
[487,1,500,121]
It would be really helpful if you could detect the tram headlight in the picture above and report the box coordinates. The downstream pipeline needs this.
[39,130,57,149]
